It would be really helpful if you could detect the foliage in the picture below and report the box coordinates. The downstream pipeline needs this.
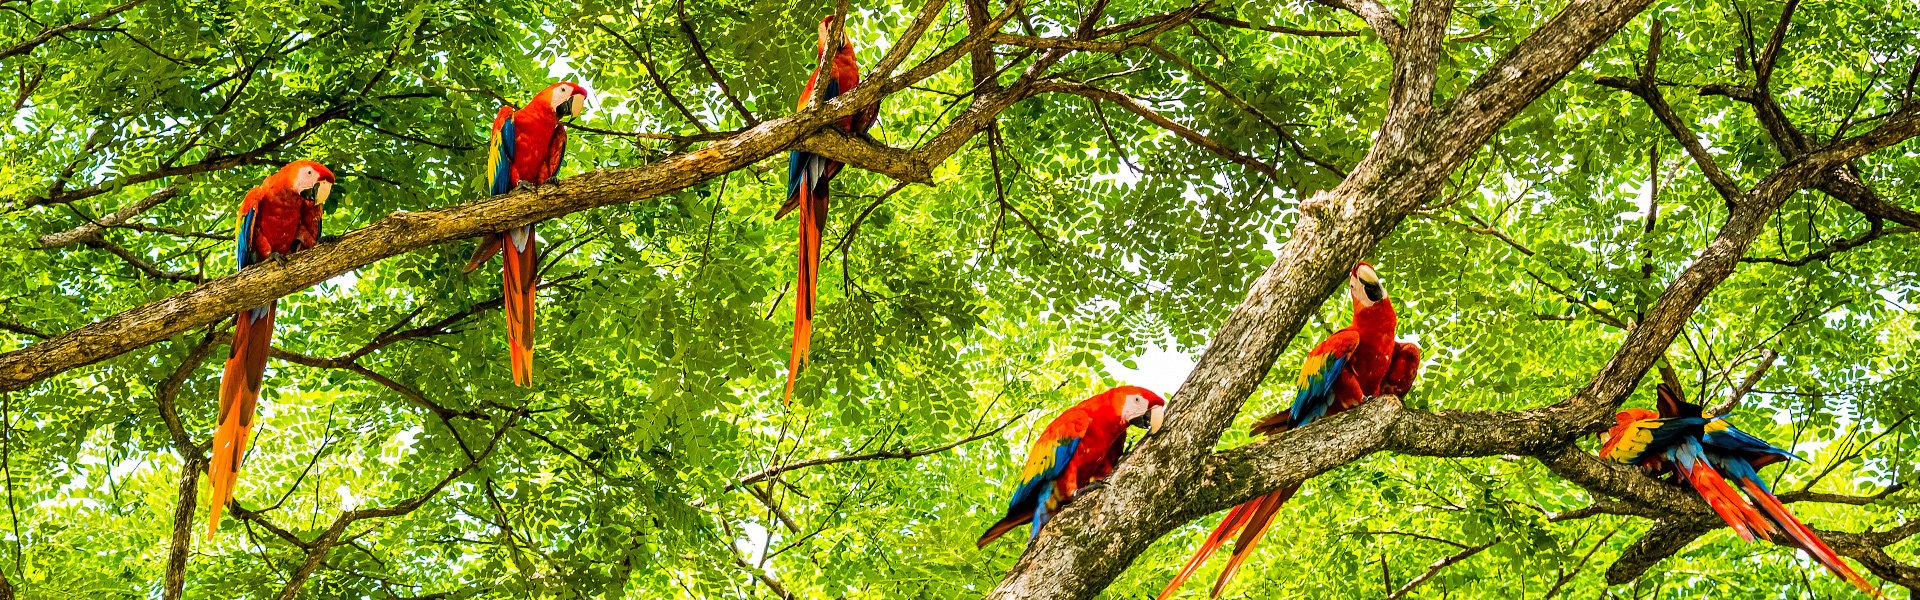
[0,0,1916,598]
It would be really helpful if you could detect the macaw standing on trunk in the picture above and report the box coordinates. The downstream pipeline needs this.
[782,14,878,403]
[1159,262,1421,599]
[207,160,334,538]
[977,386,1167,548]
[464,81,589,387]
[1601,382,1882,597]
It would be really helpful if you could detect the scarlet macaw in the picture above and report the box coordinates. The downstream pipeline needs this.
[1601,383,1882,597]
[781,15,878,403]
[464,81,589,387]
[207,160,335,538]
[977,385,1168,548]
[1159,262,1420,599]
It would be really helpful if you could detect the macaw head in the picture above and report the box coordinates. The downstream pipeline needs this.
[1348,261,1387,308]
[279,160,335,207]
[816,15,848,57]
[1112,385,1167,434]
[543,81,589,119]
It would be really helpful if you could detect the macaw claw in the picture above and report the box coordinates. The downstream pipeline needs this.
[515,180,538,191]
[271,252,290,266]
[318,234,340,245]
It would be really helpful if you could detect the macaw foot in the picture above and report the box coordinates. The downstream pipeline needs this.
[543,176,561,186]
[318,234,341,245]
[1078,480,1109,496]
[271,252,290,266]
[515,180,539,192]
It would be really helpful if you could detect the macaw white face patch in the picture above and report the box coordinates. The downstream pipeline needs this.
[1349,264,1385,307]
[551,85,573,109]
[1121,393,1149,421]
[295,166,320,192]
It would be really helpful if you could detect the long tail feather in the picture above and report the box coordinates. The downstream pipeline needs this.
[1737,477,1883,597]
[207,302,275,538]
[1157,503,1255,600]
[1212,485,1299,598]
[464,233,504,273]
[1673,445,1773,541]
[503,224,538,387]
[783,184,828,404]
[976,511,1033,549]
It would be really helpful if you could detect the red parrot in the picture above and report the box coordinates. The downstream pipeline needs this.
[464,81,589,387]
[207,160,334,538]
[977,385,1167,548]
[1159,262,1420,599]
[781,15,878,403]
[1601,383,1882,597]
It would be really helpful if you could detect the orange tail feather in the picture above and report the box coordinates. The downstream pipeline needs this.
[1159,503,1254,600]
[1739,479,1883,598]
[1679,460,1772,541]
[1158,485,1300,600]
[783,186,827,405]
[1212,485,1297,598]
[208,303,274,538]
[975,512,1033,549]
[503,225,538,387]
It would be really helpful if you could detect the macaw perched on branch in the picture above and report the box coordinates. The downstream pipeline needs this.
[207,160,334,538]
[781,14,878,403]
[464,81,589,387]
[977,386,1167,548]
[1159,262,1420,599]
[1601,382,1883,597]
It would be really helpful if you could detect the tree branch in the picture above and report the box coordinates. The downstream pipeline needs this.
[1385,536,1498,600]
[1034,80,1279,179]
[725,411,1021,493]
[676,0,754,125]
[0,0,152,60]
[0,3,1017,393]
[35,185,182,249]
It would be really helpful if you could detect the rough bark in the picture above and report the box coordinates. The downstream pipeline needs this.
[0,1,1005,393]
[983,2,1663,597]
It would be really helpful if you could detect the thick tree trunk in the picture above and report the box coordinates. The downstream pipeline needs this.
[982,2,1665,597]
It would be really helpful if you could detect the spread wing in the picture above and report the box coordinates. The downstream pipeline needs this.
[487,105,516,195]
[1288,330,1361,427]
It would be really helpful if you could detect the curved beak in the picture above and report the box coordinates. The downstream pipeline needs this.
[558,92,586,119]
[302,181,333,207]
[1130,404,1166,434]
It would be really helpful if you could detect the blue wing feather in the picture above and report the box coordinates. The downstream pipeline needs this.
[235,208,257,269]
[1289,355,1348,427]
[1007,437,1079,516]
[489,114,516,195]
[786,150,806,201]
[1702,419,1801,462]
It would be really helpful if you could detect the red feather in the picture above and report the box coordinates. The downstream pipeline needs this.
[207,160,329,538]
[781,18,877,403]
[207,303,273,538]
[1162,264,1412,598]
[470,82,583,386]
